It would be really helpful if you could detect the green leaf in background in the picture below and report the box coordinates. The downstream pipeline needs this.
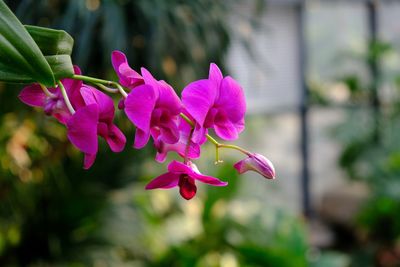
[0,0,55,87]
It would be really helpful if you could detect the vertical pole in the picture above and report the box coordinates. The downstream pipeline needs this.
[367,0,380,142]
[297,0,311,218]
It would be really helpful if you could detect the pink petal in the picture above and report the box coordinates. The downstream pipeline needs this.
[84,153,96,169]
[18,84,46,107]
[159,119,180,144]
[157,80,182,115]
[215,76,246,127]
[67,104,99,154]
[105,124,126,152]
[213,110,239,140]
[80,86,115,122]
[208,63,223,85]
[181,79,216,126]
[133,128,151,149]
[167,160,191,174]
[191,172,228,186]
[145,172,180,189]
[141,68,160,97]
[124,84,157,132]
[111,51,143,88]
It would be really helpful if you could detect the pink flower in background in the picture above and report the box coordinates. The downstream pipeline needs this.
[111,50,144,89]
[145,160,227,200]
[18,67,83,124]
[234,153,275,179]
[124,68,181,149]
[67,85,126,169]
[182,63,246,141]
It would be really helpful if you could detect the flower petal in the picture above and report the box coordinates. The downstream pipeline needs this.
[18,84,46,107]
[209,63,223,85]
[213,110,239,140]
[167,160,191,174]
[191,171,228,186]
[159,119,180,144]
[179,177,197,200]
[157,80,182,115]
[182,79,217,126]
[215,76,246,128]
[145,172,180,189]
[80,86,115,122]
[67,104,99,154]
[84,153,96,170]
[124,84,157,132]
[133,128,151,149]
[111,50,143,88]
[105,124,126,152]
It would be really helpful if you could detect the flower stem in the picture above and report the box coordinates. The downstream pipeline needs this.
[39,84,56,98]
[72,74,128,98]
[179,113,250,157]
[58,80,75,114]
[95,83,119,93]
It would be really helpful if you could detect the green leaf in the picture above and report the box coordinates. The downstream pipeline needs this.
[45,55,74,80]
[0,0,55,87]
[25,25,74,56]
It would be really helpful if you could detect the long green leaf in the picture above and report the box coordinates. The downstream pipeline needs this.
[0,0,55,87]
[25,25,74,55]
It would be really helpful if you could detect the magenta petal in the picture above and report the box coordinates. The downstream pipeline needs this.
[84,153,96,169]
[80,86,115,122]
[179,178,197,200]
[157,80,182,115]
[182,79,216,126]
[140,68,160,95]
[67,104,99,154]
[133,128,151,149]
[105,124,126,152]
[159,119,180,144]
[124,84,157,132]
[191,172,228,186]
[145,172,180,189]
[214,110,239,140]
[18,84,46,107]
[216,76,246,127]
[208,63,223,84]
[167,160,191,174]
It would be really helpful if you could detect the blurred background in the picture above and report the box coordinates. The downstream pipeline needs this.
[1,0,400,266]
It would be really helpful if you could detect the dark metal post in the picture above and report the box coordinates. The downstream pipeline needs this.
[367,0,380,142]
[296,0,311,217]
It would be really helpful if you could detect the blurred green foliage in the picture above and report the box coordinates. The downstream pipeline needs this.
[332,40,400,266]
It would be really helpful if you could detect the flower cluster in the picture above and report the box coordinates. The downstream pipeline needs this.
[19,50,275,200]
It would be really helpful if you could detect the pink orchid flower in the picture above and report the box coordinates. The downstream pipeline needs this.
[234,153,275,179]
[67,85,126,169]
[182,63,246,141]
[152,114,201,163]
[18,66,83,124]
[145,160,227,200]
[124,67,182,149]
[111,50,144,89]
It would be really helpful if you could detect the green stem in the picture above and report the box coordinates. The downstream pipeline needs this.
[179,113,250,157]
[39,84,56,98]
[72,74,128,98]
[58,80,75,114]
[95,83,119,93]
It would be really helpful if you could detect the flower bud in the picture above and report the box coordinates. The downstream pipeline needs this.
[234,153,275,179]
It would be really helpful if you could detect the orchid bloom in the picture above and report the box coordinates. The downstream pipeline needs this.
[18,66,83,124]
[152,113,201,163]
[124,67,182,149]
[111,50,144,89]
[182,63,246,141]
[67,85,126,169]
[145,160,227,200]
[234,153,275,179]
